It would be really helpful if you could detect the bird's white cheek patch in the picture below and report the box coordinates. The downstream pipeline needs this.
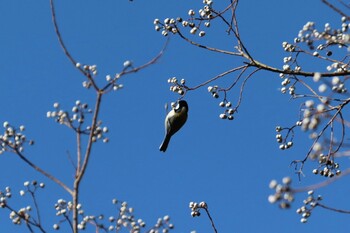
[174,102,181,111]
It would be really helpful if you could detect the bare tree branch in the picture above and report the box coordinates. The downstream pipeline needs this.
[49,0,99,91]
[15,149,73,195]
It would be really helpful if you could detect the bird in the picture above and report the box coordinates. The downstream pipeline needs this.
[159,100,189,152]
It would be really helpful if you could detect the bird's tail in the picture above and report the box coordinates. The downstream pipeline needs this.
[159,135,171,152]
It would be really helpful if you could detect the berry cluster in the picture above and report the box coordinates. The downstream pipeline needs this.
[280,17,350,101]
[189,201,208,217]
[46,101,90,126]
[47,101,109,143]
[275,125,296,150]
[294,18,350,59]
[300,99,327,131]
[54,200,109,231]
[20,180,45,197]
[76,62,125,92]
[296,18,350,55]
[168,77,187,96]
[9,206,30,225]
[218,101,234,120]
[207,85,219,98]
[76,64,98,89]
[154,0,213,37]
[1,181,45,226]
[53,198,174,232]
[296,190,322,223]
[105,74,124,91]
[279,51,299,95]
[268,177,294,209]
[76,63,98,76]
[0,186,11,208]
[207,86,235,120]
[312,154,341,178]
[105,59,129,91]
[279,74,297,95]
[54,199,74,218]
[147,215,174,233]
[111,199,147,232]
[313,72,347,94]
[0,122,34,154]
[275,96,331,151]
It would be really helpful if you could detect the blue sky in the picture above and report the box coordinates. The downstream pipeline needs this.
[0,0,350,232]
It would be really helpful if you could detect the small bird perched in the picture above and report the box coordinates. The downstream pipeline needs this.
[159,100,189,152]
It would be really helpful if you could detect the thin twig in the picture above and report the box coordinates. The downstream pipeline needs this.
[297,98,349,164]
[65,213,74,231]
[29,190,42,227]
[234,68,260,110]
[188,65,247,90]
[293,167,350,193]
[322,0,350,20]
[66,150,77,171]
[211,3,255,61]
[76,130,82,175]
[204,208,218,233]
[225,65,248,91]
[25,222,35,233]
[176,28,241,56]
[102,38,169,93]
[338,0,350,9]
[124,38,169,74]
[317,202,350,214]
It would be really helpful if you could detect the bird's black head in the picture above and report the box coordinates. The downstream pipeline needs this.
[177,100,189,112]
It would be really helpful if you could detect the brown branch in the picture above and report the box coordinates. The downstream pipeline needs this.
[49,0,99,91]
[175,1,350,78]
[76,130,82,176]
[49,0,76,66]
[176,26,350,78]
[250,60,350,77]
[15,149,73,195]
[217,0,237,17]
[77,93,102,181]
[72,92,103,233]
